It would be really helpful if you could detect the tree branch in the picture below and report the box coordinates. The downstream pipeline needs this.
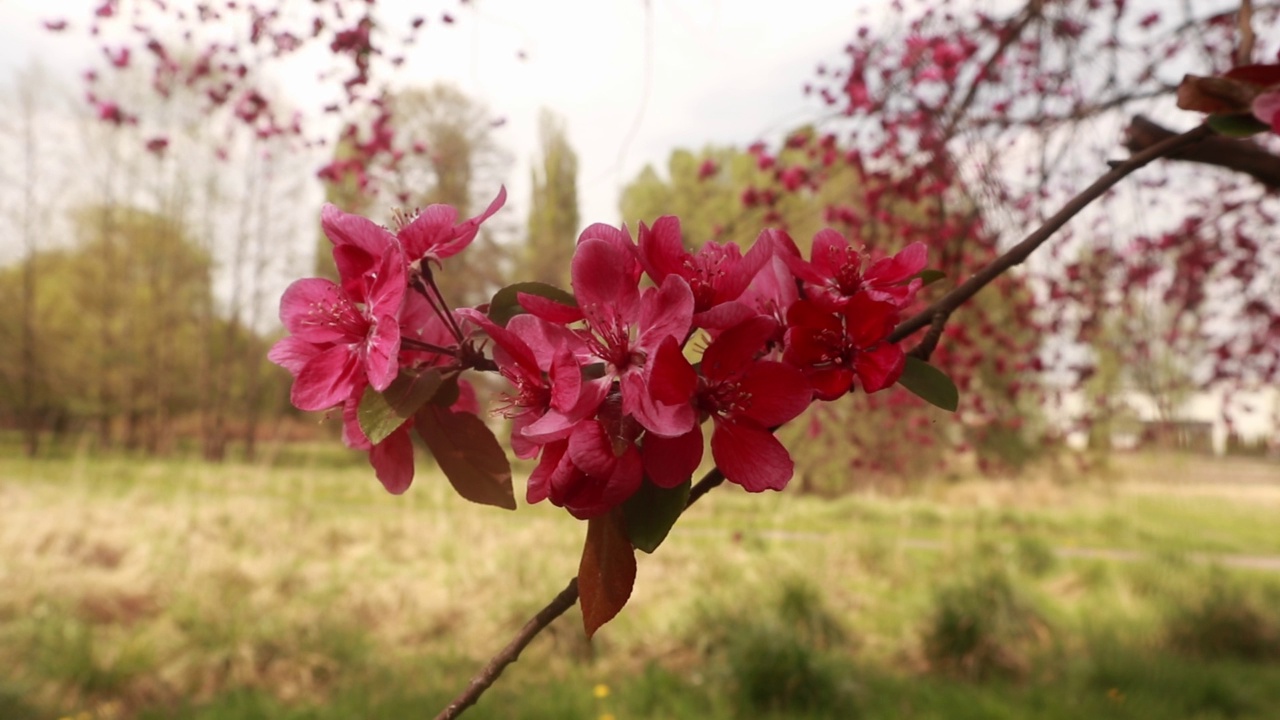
[434,465,726,720]
[889,123,1213,344]
[1123,115,1280,189]
[1238,0,1256,66]
[433,578,581,720]
[435,121,1213,720]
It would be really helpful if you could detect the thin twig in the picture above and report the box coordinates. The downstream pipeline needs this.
[434,121,1211,720]
[433,579,581,720]
[433,465,725,720]
[907,311,952,362]
[1237,0,1256,66]
[888,123,1212,344]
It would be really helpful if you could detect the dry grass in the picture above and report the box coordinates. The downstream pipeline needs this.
[2,451,1279,718]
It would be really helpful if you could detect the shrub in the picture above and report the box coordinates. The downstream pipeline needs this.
[1165,576,1280,662]
[922,566,1047,680]
[698,578,858,717]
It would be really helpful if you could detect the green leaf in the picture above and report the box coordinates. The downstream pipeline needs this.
[911,269,947,287]
[487,281,577,327]
[414,405,516,510]
[897,356,959,412]
[1207,113,1270,138]
[357,369,444,444]
[579,508,636,638]
[622,478,690,553]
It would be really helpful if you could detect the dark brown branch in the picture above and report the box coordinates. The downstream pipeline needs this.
[889,123,1212,344]
[434,464,727,720]
[437,122,1214,720]
[1124,115,1280,189]
[907,311,952,362]
[433,578,581,720]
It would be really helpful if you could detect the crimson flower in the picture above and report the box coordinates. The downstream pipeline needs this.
[779,229,927,311]
[526,422,643,520]
[332,297,475,495]
[270,241,405,411]
[396,186,506,264]
[528,236,698,438]
[783,294,904,401]
[637,217,773,329]
[645,317,812,492]
[460,310,608,459]
[320,185,506,271]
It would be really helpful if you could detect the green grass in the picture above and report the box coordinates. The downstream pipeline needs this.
[2,451,1280,719]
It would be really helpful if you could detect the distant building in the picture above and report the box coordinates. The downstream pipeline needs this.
[1139,419,1214,454]
[1051,386,1278,456]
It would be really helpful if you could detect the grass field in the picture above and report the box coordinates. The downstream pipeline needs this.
[3,449,1280,719]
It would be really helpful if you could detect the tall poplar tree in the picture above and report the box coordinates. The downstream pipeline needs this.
[524,110,580,289]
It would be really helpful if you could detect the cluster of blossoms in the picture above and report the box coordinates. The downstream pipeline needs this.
[271,189,927,519]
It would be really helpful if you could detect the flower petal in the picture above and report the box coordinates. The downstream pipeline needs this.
[292,344,362,411]
[716,231,774,302]
[808,367,853,401]
[459,308,540,376]
[810,228,854,277]
[737,361,812,427]
[568,421,619,479]
[622,372,695,438]
[527,439,568,504]
[342,392,371,450]
[364,316,402,392]
[637,216,687,284]
[550,348,583,413]
[279,278,358,344]
[711,418,793,492]
[843,294,898,348]
[641,426,703,489]
[397,204,458,261]
[648,336,698,406]
[427,185,508,260]
[701,316,777,382]
[692,301,757,331]
[268,336,325,377]
[636,274,694,353]
[322,203,397,257]
[854,343,905,393]
[573,238,641,321]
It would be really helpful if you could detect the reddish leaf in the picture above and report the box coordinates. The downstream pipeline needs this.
[415,405,516,510]
[1176,74,1258,114]
[578,509,636,637]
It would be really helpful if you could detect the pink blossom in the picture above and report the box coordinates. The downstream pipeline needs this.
[460,310,607,459]
[781,228,926,311]
[637,217,772,329]
[647,317,813,492]
[526,425,643,520]
[562,237,698,437]
[269,234,405,411]
[783,294,905,400]
[395,186,506,264]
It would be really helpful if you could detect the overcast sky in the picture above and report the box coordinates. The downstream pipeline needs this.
[1,0,867,231]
